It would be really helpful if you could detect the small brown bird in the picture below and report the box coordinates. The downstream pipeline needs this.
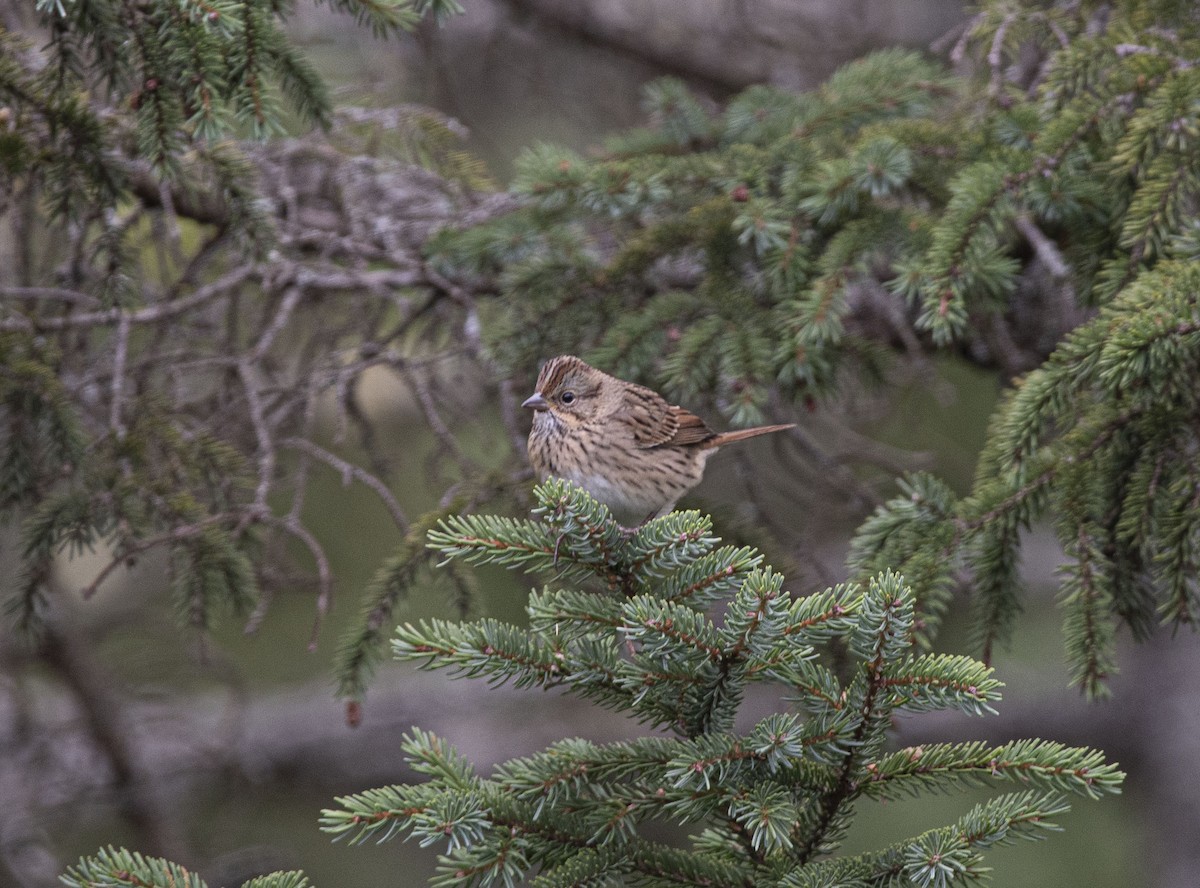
[522,355,795,525]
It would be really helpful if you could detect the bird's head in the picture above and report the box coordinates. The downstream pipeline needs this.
[522,355,609,426]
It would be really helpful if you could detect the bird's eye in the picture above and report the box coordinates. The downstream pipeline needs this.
[560,391,576,405]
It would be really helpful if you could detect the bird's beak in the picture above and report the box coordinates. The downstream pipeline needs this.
[522,392,550,412]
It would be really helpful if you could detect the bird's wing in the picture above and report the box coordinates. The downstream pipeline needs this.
[664,406,717,445]
[615,383,715,448]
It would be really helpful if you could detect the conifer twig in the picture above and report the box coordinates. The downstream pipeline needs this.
[263,513,334,651]
[395,360,476,476]
[78,513,241,600]
[0,266,255,331]
[282,437,409,530]
[1015,213,1070,279]
[109,312,131,438]
[238,359,277,513]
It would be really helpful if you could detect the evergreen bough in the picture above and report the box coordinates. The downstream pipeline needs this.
[419,0,1200,697]
[317,482,1121,888]
[4,0,1194,879]
[63,482,1122,887]
[5,0,1199,700]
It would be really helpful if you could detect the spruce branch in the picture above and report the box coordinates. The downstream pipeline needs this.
[532,479,633,592]
[60,847,207,888]
[335,506,460,707]
[241,874,312,888]
[76,512,246,601]
[894,257,1200,680]
[625,511,720,582]
[393,618,571,689]
[346,482,1124,882]
[77,479,1125,886]
[526,587,627,640]
[882,652,1002,717]
[16,2,1194,881]
[865,740,1123,802]
[794,573,914,863]
[427,512,562,573]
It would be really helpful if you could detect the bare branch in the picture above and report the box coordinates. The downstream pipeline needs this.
[0,286,100,305]
[0,265,256,331]
[1015,213,1071,279]
[394,360,477,477]
[79,514,242,600]
[250,286,304,362]
[108,313,131,438]
[156,177,185,267]
[238,359,277,512]
[283,437,409,531]
[264,514,334,652]
[498,376,530,459]
[988,12,1017,97]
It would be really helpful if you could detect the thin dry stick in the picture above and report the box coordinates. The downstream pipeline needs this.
[948,12,986,65]
[1,286,100,305]
[238,359,276,512]
[264,514,333,651]
[80,514,240,599]
[286,449,312,526]
[157,177,186,268]
[497,377,529,458]
[1015,213,1071,279]
[109,312,131,438]
[283,437,410,531]
[282,378,325,527]
[250,286,303,361]
[988,13,1017,97]
[0,265,256,331]
[396,361,476,476]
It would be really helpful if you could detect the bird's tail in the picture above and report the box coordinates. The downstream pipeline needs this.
[707,423,795,448]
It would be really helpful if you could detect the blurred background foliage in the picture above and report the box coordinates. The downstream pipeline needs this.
[3,0,1200,886]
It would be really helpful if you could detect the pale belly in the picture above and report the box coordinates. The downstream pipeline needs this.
[546,454,711,526]
[555,467,666,524]
[527,414,711,525]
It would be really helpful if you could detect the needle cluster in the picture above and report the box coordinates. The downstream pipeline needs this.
[313,481,1123,887]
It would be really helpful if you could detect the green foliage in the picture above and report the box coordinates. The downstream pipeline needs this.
[242,874,313,888]
[967,258,1200,693]
[316,481,1121,887]
[847,473,959,648]
[334,500,480,704]
[0,0,452,279]
[61,845,312,888]
[328,105,496,190]
[13,0,1198,879]
[6,386,259,633]
[423,0,1200,693]
[852,254,1200,694]
[1,0,468,644]
[0,334,86,514]
[439,47,954,411]
[60,846,208,888]
[5,0,1195,697]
